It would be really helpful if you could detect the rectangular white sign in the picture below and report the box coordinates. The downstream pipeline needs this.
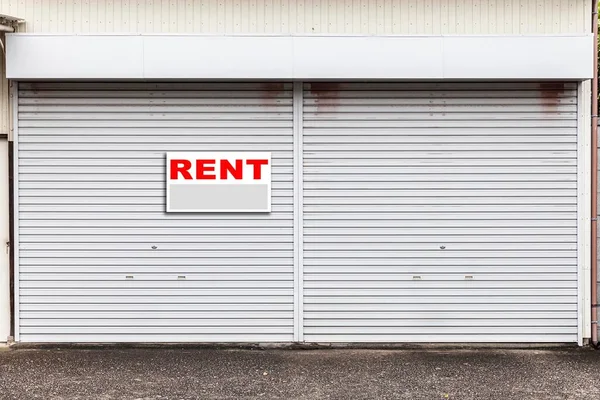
[166,152,271,213]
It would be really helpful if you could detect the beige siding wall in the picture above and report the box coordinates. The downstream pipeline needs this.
[0,0,592,35]
[0,54,7,138]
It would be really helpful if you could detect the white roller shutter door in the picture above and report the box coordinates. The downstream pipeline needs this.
[16,81,581,344]
[16,82,295,342]
[302,82,579,343]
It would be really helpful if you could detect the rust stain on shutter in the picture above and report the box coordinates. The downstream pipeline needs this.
[310,82,342,110]
[260,83,286,102]
[539,82,565,110]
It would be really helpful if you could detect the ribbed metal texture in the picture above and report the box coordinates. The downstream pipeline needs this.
[16,81,581,343]
[302,82,579,343]
[17,82,294,343]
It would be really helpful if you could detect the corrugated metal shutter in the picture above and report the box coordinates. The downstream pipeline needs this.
[17,82,294,342]
[17,81,581,344]
[302,82,579,343]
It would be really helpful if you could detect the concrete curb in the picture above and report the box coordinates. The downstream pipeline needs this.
[7,342,585,351]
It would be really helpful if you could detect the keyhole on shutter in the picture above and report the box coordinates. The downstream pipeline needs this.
[440,245,446,250]
[151,245,157,250]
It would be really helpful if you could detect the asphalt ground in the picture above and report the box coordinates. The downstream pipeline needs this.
[0,346,599,399]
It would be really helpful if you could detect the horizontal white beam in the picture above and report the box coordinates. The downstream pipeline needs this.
[6,34,594,80]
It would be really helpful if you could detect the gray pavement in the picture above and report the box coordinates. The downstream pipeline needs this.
[0,346,600,399]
